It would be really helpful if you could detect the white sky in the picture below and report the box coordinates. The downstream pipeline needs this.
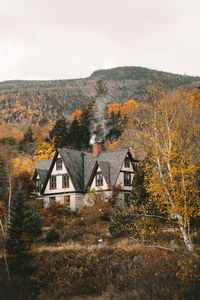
[0,0,200,81]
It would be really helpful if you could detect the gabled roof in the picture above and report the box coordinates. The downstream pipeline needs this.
[98,161,110,184]
[58,148,84,191]
[32,159,52,184]
[84,148,133,191]
[96,149,129,185]
[39,147,137,194]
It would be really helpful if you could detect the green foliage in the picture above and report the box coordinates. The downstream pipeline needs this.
[94,78,108,97]
[109,206,138,237]
[131,161,149,210]
[78,103,93,151]
[67,117,82,150]
[25,210,42,238]
[46,228,60,244]
[49,118,68,148]
[18,126,35,154]
[6,191,40,276]
[106,110,124,141]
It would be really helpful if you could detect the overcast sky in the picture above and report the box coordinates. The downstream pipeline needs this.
[0,0,200,81]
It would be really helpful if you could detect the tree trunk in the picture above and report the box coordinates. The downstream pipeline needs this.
[8,176,12,224]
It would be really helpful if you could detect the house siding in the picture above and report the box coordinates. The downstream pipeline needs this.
[90,166,109,190]
[44,155,75,194]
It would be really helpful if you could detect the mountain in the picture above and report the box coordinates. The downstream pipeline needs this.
[0,66,199,125]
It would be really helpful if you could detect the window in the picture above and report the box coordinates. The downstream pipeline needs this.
[124,193,131,207]
[124,157,130,168]
[96,172,103,186]
[49,196,55,204]
[76,197,82,208]
[56,158,62,170]
[124,172,131,186]
[50,175,56,189]
[36,179,41,193]
[62,174,69,188]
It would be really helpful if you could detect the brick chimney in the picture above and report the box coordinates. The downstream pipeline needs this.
[93,142,102,158]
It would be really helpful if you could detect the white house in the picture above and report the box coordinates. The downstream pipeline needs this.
[32,143,138,210]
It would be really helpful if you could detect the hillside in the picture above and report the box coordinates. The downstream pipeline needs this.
[0,66,200,124]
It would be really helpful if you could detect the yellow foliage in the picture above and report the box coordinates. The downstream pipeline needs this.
[10,156,34,175]
[34,140,55,165]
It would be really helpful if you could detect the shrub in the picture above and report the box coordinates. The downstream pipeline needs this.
[109,206,138,237]
[46,228,60,244]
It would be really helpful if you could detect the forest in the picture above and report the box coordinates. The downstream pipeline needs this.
[0,66,200,124]
[0,78,200,299]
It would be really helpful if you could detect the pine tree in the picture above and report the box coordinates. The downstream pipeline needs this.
[68,117,82,150]
[6,191,42,276]
[94,78,108,97]
[79,104,93,150]
[49,118,68,148]
[19,126,35,154]
[131,161,149,211]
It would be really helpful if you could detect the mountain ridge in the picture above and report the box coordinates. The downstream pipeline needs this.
[0,66,199,124]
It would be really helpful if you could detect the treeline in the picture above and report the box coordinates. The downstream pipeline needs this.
[0,66,200,124]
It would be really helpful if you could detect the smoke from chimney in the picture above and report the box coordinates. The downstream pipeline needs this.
[89,95,111,145]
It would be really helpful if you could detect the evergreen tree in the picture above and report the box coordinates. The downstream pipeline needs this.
[79,104,93,150]
[106,111,123,141]
[19,126,35,154]
[6,191,42,276]
[131,161,149,211]
[94,78,108,97]
[49,118,68,148]
[68,117,82,150]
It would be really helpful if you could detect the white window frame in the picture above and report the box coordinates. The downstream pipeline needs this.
[124,157,130,168]
[124,172,131,186]
[62,174,69,188]
[96,172,103,186]
[56,158,62,170]
[50,175,57,189]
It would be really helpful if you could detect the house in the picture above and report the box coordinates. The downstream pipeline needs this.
[32,159,52,194]
[33,143,138,210]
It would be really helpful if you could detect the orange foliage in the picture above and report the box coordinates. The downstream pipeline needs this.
[72,109,83,120]
[107,100,137,119]
[107,103,122,118]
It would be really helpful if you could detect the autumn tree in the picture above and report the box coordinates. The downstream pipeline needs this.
[130,88,200,253]
[34,140,55,163]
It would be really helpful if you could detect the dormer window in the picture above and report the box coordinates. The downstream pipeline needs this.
[96,172,103,186]
[124,157,130,168]
[56,158,62,170]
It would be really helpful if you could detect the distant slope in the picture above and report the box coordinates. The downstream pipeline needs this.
[0,66,199,125]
